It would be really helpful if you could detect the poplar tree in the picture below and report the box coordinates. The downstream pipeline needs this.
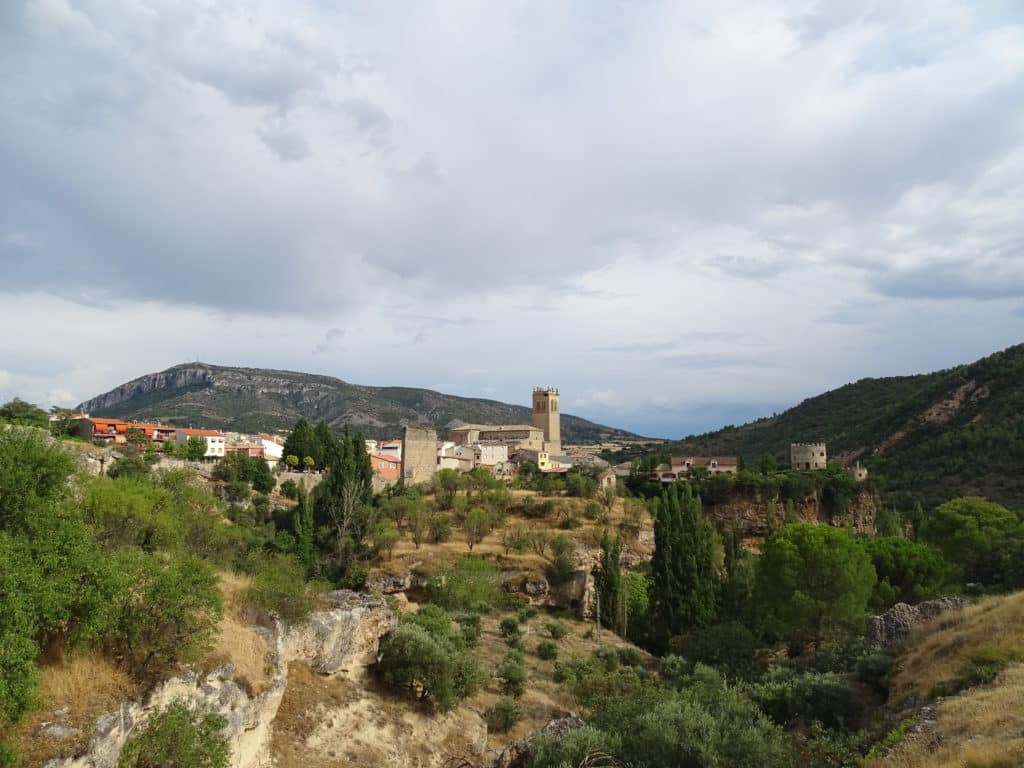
[593,530,622,633]
[649,483,718,648]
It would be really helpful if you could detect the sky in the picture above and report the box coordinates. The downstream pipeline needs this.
[2,0,1023,438]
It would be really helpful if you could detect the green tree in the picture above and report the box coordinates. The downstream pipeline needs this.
[0,428,76,531]
[373,520,401,560]
[860,536,952,608]
[921,496,1022,585]
[756,523,876,649]
[314,432,375,546]
[283,419,319,470]
[593,530,623,633]
[463,506,493,551]
[0,398,48,428]
[649,483,719,647]
[285,454,299,469]
[435,469,463,510]
[185,435,208,461]
[292,487,315,569]
[378,623,484,712]
[117,700,229,768]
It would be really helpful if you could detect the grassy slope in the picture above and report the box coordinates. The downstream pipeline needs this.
[658,344,1024,510]
[869,591,1024,768]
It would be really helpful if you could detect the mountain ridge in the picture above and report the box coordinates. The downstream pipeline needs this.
[76,362,643,443]
[657,343,1024,509]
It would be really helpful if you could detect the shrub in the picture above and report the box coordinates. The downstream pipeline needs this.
[107,552,223,680]
[484,696,525,733]
[536,640,558,660]
[669,622,765,681]
[517,605,539,623]
[225,480,251,503]
[855,651,897,697]
[545,620,568,640]
[750,669,864,731]
[455,613,481,648]
[117,700,229,768]
[616,646,644,668]
[545,553,576,588]
[583,501,603,520]
[500,616,522,641]
[428,557,503,612]
[245,554,321,624]
[279,479,300,500]
[497,650,527,697]
[961,645,1022,686]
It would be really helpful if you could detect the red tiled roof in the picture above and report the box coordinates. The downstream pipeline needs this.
[178,428,225,437]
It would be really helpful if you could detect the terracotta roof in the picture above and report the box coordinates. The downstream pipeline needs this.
[178,428,225,437]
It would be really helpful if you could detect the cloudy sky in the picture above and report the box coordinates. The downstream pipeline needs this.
[2,0,1023,437]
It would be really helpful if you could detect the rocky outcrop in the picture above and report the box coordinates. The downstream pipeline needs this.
[865,597,967,647]
[705,490,877,540]
[77,366,216,414]
[46,591,395,768]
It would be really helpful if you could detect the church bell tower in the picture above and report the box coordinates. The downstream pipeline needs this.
[532,387,561,455]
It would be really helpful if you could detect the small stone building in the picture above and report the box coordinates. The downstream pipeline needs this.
[790,442,827,470]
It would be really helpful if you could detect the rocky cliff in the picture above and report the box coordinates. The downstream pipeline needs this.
[703,490,878,542]
[77,363,639,441]
[46,591,397,768]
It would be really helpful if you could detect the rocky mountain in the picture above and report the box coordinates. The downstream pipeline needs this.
[77,363,640,443]
[657,343,1024,510]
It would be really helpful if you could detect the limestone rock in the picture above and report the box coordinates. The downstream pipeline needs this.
[490,715,583,768]
[866,597,966,646]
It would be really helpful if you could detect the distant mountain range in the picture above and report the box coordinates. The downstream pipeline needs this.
[659,343,1024,510]
[76,363,642,444]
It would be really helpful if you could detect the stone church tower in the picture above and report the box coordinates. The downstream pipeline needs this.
[532,387,561,455]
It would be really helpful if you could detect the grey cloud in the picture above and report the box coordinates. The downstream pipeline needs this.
[261,127,310,162]
[871,264,1024,301]
[340,98,392,145]
[312,327,345,355]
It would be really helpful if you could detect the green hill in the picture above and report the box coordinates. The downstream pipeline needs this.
[75,363,639,444]
[659,344,1024,511]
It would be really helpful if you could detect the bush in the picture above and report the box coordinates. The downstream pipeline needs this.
[246,554,321,624]
[497,649,527,697]
[669,622,765,681]
[484,696,525,733]
[536,640,558,660]
[583,501,603,520]
[428,557,503,612]
[856,651,897,697]
[117,700,229,768]
[750,669,865,731]
[545,620,568,640]
[455,613,481,648]
[616,646,644,668]
[279,479,300,500]
[545,553,576,588]
[225,480,251,503]
[517,605,539,623]
[961,645,1022,686]
[500,616,522,641]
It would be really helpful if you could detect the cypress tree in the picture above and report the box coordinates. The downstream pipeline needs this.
[593,530,622,633]
[293,486,315,569]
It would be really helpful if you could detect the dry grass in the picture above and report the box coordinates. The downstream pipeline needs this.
[271,662,362,768]
[203,572,275,696]
[14,653,136,766]
[892,591,1024,702]
[371,493,653,583]
[868,663,1024,768]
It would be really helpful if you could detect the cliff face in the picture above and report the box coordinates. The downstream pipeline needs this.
[48,591,398,768]
[703,490,878,542]
[76,363,639,441]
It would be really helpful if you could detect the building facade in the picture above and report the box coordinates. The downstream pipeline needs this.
[175,428,226,458]
[790,442,827,471]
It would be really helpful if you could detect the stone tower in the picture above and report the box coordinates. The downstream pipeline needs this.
[532,387,561,455]
[401,424,438,486]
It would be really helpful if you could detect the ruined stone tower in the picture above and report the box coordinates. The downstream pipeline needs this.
[401,424,438,486]
[532,387,561,455]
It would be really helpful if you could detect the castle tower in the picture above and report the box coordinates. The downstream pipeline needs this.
[532,387,561,455]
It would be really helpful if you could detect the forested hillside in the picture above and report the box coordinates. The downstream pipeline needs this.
[656,344,1024,510]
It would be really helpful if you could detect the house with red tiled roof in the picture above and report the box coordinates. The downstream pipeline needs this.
[369,452,401,485]
[174,428,226,458]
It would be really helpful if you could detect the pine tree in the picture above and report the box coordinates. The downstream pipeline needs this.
[283,419,319,468]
